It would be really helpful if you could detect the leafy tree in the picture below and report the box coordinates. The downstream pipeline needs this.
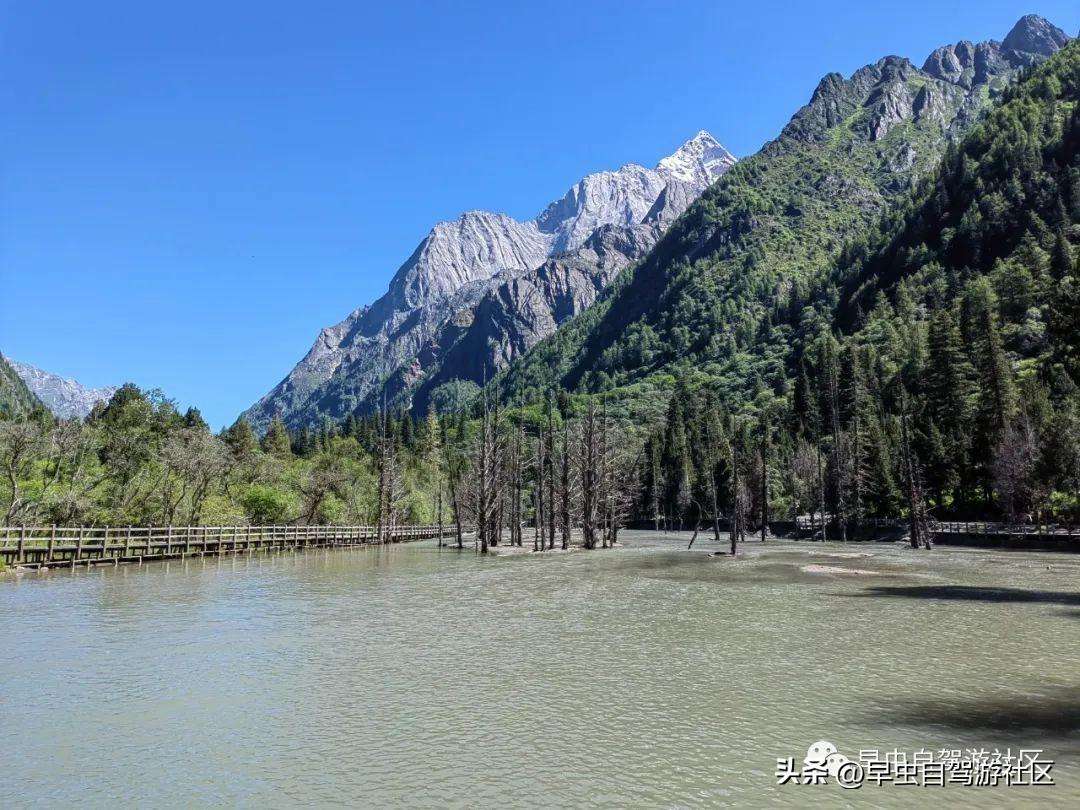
[261,417,293,459]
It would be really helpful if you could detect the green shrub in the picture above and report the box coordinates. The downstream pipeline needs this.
[240,485,295,525]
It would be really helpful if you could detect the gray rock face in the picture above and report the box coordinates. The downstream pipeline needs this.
[1001,14,1070,56]
[786,16,1070,146]
[412,221,663,411]
[387,212,553,311]
[922,15,1069,88]
[3,356,118,419]
[537,164,666,254]
[244,131,735,430]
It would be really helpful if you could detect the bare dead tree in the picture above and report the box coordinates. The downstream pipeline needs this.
[472,387,506,554]
[374,396,395,544]
[599,396,610,549]
[607,436,636,548]
[579,398,599,549]
[545,395,556,550]
[729,417,747,556]
[759,416,769,544]
[442,418,467,549]
[706,413,723,545]
[534,430,544,552]
[560,404,572,550]
[993,416,1038,531]
[512,394,525,547]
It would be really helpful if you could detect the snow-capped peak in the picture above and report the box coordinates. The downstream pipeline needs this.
[657,130,737,186]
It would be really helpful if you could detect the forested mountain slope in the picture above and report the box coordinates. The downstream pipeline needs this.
[0,354,41,419]
[623,35,1080,529]
[497,16,1071,425]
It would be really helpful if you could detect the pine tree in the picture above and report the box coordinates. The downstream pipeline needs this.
[183,407,207,430]
[223,417,258,458]
[962,278,1017,494]
[923,307,975,504]
[1048,252,1080,380]
[661,389,693,526]
[261,417,292,458]
[1051,228,1074,280]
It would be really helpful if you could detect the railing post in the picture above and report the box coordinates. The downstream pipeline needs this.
[17,525,25,565]
[48,524,56,564]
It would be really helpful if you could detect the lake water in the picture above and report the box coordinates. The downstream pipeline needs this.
[3,531,1080,808]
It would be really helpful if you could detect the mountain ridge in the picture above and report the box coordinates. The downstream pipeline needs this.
[3,356,119,420]
[244,130,736,430]
[494,15,1071,419]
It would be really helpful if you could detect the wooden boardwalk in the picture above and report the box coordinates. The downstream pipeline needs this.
[794,516,1080,539]
[790,520,1075,540]
[0,524,451,571]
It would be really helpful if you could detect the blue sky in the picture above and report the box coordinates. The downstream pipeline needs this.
[2,1,1077,428]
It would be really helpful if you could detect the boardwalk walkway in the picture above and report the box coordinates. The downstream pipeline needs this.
[793,516,1080,541]
[0,524,450,570]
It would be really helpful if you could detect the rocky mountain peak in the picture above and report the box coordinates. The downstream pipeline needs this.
[656,130,737,186]
[535,131,735,254]
[1002,14,1069,56]
[244,129,736,430]
[790,16,1071,143]
[923,16,1071,88]
[387,211,552,311]
[535,163,667,253]
[3,356,118,420]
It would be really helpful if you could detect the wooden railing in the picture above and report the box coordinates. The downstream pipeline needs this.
[0,524,453,570]
[793,516,1080,537]
[931,520,1080,537]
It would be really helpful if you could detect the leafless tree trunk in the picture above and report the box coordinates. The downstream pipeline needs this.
[729,427,744,556]
[513,398,525,547]
[759,421,769,544]
[580,399,598,549]
[816,440,827,542]
[534,432,544,552]
[545,398,556,550]
[560,415,571,550]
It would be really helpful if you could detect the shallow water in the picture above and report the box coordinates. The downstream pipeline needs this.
[3,532,1080,808]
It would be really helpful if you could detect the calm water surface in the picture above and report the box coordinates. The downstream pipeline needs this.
[3,532,1080,808]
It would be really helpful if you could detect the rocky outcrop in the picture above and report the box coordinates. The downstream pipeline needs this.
[784,16,1070,147]
[412,221,662,410]
[244,131,735,430]
[3,356,117,419]
[536,165,666,254]
[1001,14,1070,57]
[384,212,553,312]
[922,15,1069,87]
